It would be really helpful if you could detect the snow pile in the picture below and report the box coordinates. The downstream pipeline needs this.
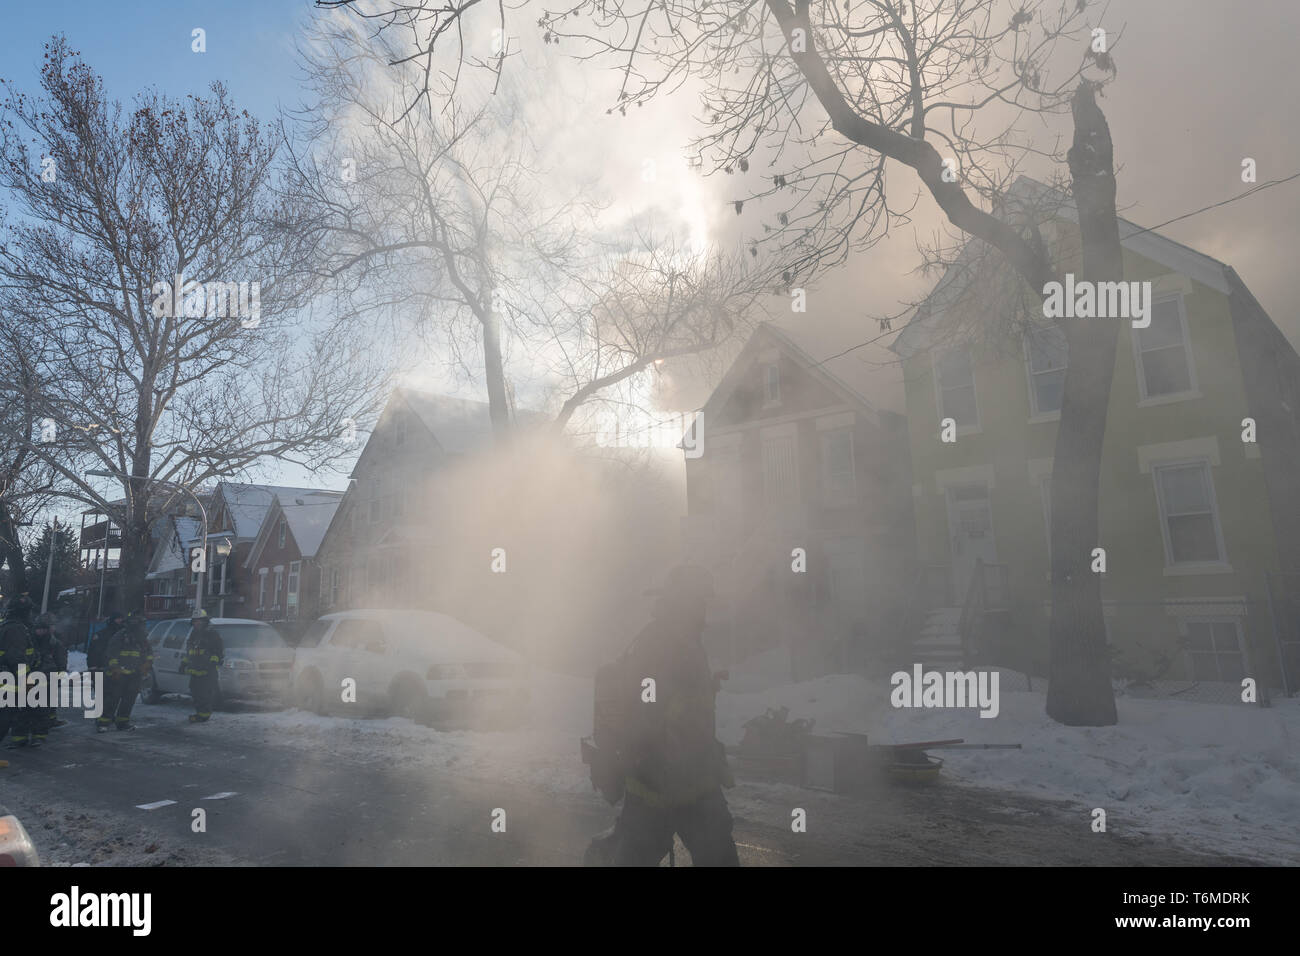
[718,671,1299,863]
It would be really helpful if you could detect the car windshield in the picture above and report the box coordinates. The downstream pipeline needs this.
[215,624,288,649]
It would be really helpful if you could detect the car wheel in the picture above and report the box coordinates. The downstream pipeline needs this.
[296,671,326,716]
[143,671,165,705]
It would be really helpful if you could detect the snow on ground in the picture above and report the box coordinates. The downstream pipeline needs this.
[715,662,1300,864]
[126,651,1297,864]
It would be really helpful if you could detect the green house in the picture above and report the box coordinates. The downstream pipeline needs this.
[891,178,1300,696]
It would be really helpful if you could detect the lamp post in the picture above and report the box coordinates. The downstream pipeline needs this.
[86,470,208,614]
[39,515,57,614]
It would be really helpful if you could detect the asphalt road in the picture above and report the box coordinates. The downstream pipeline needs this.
[1,699,1265,866]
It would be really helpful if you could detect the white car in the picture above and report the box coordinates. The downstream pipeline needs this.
[289,609,530,725]
[143,617,294,706]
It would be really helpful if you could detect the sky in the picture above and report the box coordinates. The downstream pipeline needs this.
[5,0,1299,515]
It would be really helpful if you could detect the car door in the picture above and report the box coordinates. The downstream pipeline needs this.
[321,619,365,711]
[158,621,191,693]
[352,621,391,711]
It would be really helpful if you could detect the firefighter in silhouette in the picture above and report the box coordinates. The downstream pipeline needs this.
[0,594,41,748]
[98,612,153,732]
[582,565,739,866]
[184,609,222,723]
[31,613,67,734]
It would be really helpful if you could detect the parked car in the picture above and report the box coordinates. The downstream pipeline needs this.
[289,609,529,725]
[142,617,294,706]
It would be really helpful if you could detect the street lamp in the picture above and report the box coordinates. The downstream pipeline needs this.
[85,470,208,614]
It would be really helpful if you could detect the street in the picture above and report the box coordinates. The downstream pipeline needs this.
[1,696,1263,867]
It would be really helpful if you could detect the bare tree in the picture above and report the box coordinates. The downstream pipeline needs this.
[0,37,386,609]
[550,225,764,435]
[322,0,1126,725]
[284,16,764,438]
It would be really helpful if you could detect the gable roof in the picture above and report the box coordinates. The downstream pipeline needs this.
[214,482,331,540]
[244,490,345,568]
[890,175,1236,358]
[700,322,880,431]
[146,515,202,579]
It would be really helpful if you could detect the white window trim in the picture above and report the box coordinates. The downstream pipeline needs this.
[932,346,981,436]
[1022,324,1066,422]
[1150,457,1231,573]
[257,567,268,610]
[1131,292,1200,405]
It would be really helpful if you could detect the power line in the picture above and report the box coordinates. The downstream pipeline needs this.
[804,169,1300,371]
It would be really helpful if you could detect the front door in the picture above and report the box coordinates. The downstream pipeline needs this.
[946,482,997,604]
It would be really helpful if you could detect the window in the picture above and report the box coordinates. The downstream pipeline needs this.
[163,625,187,650]
[258,569,267,609]
[278,517,287,549]
[287,561,300,609]
[763,364,781,405]
[762,434,798,508]
[820,428,856,506]
[1153,461,1225,565]
[300,619,333,648]
[273,568,283,608]
[331,568,341,606]
[936,348,978,428]
[1025,325,1067,416]
[1135,297,1194,399]
[1183,621,1245,681]
[370,475,384,523]
[396,411,409,446]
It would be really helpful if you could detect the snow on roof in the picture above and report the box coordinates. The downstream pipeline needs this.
[217,482,329,540]
[278,492,344,558]
[147,515,202,578]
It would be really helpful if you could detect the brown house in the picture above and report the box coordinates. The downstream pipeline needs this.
[683,322,915,680]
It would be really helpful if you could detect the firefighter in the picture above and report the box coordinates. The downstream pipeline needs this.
[31,613,67,734]
[184,609,222,723]
[587,565,739,866]
[97,612,153,733]
[0,594,41,748]
[87,611,125,676]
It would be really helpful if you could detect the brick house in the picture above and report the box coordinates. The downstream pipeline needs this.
[244,490,344,630]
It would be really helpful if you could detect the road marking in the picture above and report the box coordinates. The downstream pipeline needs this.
[202,792,238,800]
[136,800,178,811]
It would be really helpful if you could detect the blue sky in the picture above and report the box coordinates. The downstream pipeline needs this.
[0,1,309,119]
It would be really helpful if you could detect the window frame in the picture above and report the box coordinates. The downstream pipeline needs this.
[819,427,857,507]
[1132,293,1199,404]
[932,346,981,434]
[1150,458,1229,569]
[1179,618,1247,682]
[1023,324,1068,420]
[762,363,781,407]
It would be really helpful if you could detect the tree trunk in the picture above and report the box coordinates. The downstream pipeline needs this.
[1045,84,1123,726]
[0,500,28,595]
[481,308,512,437]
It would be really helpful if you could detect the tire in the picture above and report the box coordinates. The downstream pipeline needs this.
[143,671,165,705]
[295,671,326,716]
